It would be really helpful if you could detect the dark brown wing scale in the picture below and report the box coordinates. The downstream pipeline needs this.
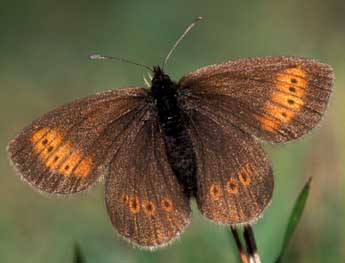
[182,108,273,224]
[8,88,148,194]
[176,56,333,223]
[179,56,333,143]
[105,109,191,248]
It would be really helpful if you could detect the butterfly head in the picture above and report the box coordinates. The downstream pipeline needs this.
[152,66,171,83]
[151,66,175,98]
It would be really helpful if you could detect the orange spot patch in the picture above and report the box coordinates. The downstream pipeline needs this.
[74,156,92,177]
[255,114,280,132]
[142,200,156,216]
[261,104,296,125]
[275,81,305,97]
[271,93,303,110]
[276,68,307,88]
[257,67,308,132]
[129,196,140,213]
[226,178,239,194]
[238,163,253,186]
[284,67,306,78]
[161,198,173,212]
[58,151,92,177]
[31,128,63,159]
[210,184,222,200]
[31,128,92,177]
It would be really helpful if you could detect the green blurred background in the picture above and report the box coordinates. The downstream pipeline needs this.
[1,0,344,262]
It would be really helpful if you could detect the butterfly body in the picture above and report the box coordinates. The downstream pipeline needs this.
[150,66,198,196]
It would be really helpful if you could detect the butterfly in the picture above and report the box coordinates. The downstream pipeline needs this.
[7,18,333,249]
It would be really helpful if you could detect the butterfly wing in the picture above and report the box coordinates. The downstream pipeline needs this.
[178,56,334,143]
[8,88,148,194]
[182,108,273,224]
[105,109,191,248]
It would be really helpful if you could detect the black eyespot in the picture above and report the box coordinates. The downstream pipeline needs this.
[146,203,153,211]
[289,87,296,93]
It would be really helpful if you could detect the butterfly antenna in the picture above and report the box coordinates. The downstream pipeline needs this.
[89,54,153,72]
[162,16,203,70]
[143,74,151,87]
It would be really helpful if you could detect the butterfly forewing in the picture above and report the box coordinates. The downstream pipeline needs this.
[8,88,148,194]
[105,110,191,248]
[179,56,333,143]
[182,108,273,224]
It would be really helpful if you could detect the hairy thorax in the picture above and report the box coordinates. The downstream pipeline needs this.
[150,66,197,197]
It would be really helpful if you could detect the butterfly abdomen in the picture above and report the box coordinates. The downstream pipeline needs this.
[151,66,197,196]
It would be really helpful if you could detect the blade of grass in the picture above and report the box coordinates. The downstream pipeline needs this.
[73,242,86,263]
[275,176,313,263]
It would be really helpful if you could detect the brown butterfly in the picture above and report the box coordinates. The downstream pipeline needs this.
[7,17,334,249]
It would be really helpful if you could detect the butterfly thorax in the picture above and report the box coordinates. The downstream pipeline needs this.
[150,66,197,197]
[151,66,181,134]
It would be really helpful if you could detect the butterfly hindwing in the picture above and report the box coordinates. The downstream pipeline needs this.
[8,88,148,194]
[105,110,191,248]
[178,56,333,143]
[183,108,273,224]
